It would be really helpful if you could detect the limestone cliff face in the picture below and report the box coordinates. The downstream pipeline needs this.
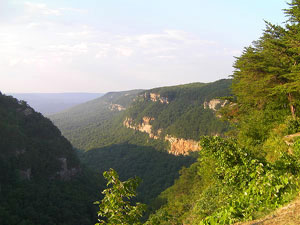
[124,117,200,155]
[109,103,126,111]
[144,92,169,104]
[20,168,31,180]
[123,117,161,139]
[165,135,200,155]
[203,99,228,111]
[56,157,81,181]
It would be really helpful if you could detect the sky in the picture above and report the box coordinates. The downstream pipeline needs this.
[0,0,288,93]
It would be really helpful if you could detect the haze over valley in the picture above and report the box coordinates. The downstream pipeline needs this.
[8,93,104,115]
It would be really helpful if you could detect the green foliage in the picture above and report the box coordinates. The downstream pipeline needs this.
[293,138,300,158]
[263,129,289,163]
[0,93,107,225]
[0,93,80,180]
[146,163,203,224]
[49,80,230,215]
[50,80,231,152]
[147,136,300,225]
[231,1,300,131]
[80,143,195,204]
[286,116,300,134]
[226,1,300,161]
[199,137,299,224]
[126,79,232,140]
[0,166,106,225]
[50,90,143,150]
[94,169,146,225]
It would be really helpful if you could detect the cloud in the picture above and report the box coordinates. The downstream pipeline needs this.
[124,30,188,48]
[0,22,237,69]
[24,2,61,16]
[47,43,89,56]
[115,47,134,57]
[23,2,87,16]
[0,2,236,92]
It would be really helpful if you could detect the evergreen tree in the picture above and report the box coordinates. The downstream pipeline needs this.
[232,1,300,122]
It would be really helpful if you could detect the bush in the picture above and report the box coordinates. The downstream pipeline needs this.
[286,117,300,135]
[94,169,146,225]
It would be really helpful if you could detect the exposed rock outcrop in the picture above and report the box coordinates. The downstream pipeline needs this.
[203,99,228,111]
[20,168,31,180]
[23,108,33,116]
[144,92,169,104]
[109,103,126,111]
[165,135,200,155]
[124,117,200,155]
[15,148,26,156]
[123,115,203,155]
[283,132,300,146]
[123,117,161,139]
[57,157,80,181]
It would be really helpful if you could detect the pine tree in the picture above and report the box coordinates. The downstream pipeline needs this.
[232,1,300,120]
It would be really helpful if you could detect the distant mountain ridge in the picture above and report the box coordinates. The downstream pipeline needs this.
[49,89,144,149]
[8,92,104,115]
[50,79,232,153]
[124,79,232,154]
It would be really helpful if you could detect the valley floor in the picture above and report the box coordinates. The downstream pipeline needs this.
[236,197,300,225]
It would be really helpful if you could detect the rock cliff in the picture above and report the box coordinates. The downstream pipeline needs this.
[165,135,200,155]
[56,157,81,181]
[20,168,31,180]
[203,99,228,111]
[124,117,200,155]
[123,117,161,139]
[109,103,126,111]
[144,92,169,104]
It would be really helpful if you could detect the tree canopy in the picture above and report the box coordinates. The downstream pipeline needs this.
[232,1,300,121]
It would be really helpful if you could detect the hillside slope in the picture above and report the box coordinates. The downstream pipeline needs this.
[50,79,232,153]
[236,197,300,225]
[49,79,232,206]
[0,92,104,225]
[124,79,231,154]
[0,93,80,180]
[50,89,143,150]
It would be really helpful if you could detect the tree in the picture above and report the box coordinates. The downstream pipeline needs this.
[232,1,300,123]
[94,169,146,225]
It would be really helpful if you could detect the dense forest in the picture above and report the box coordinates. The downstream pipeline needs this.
[50,79,231,150]
[50,89,143,150]
[126,79,232,140]
[49,79,232,209]
[0,93,105,225]
[79,144,195,204]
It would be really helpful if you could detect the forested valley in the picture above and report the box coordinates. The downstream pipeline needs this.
[1,1,300,225]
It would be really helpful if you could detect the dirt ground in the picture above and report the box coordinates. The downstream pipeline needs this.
[235,197,300,225]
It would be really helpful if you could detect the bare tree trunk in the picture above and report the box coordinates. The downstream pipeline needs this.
[288,93,296,119]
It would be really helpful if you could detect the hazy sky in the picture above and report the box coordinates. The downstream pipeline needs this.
[1,0,287,93]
